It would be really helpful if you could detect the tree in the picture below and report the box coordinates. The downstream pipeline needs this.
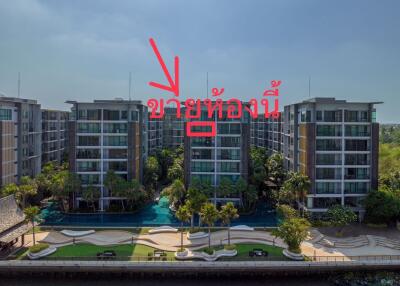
[24,206,40,245]
[50,171,80,211]
[186,185,207,227]
[81,185,101,212]
[144,156,161,189]
[18,176,38,208]
[249,147,268,190]
[219,202,239,245]
[217,178,235,198]
[158,149,174,181]
[326,205,357,236]
[365,187,400,224]
[175,204,191,251]
[282,172,311,216]
[276,204,298,221]
[104,170,126,210]
[380,170,400,190]
[242,184,258,211]
[200,202,219,249]
[266,153,286,185]
[167,157,184,182]
[164,179,186,209]
[272,217,310,254]
[235,177,248,205]
[125,179,146,210]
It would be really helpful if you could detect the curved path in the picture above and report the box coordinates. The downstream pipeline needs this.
[38,229,286,252]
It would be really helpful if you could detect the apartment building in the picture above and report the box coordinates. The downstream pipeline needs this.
[147,116,163,154]
[283,97,380,219]
[0,100,18,186]
[162,107,184,149]
[250,113,283,155]
[0,97,42,187]
[183,103,250,204]
[41,109,68,165]
[67,99,148,211]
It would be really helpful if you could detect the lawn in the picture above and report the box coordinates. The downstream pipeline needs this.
[46,243,175,260]
[13,243,287,261]
[198,243,287,261]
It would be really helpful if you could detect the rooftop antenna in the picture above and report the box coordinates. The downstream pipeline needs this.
[206,72,209,99]
[18,72,21,98]
[308,75,311,98]
[128,72,132,101]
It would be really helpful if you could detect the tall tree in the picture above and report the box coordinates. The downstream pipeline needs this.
[200,202,219,249]
[217,178,234,198]
[24,206,40,245]
[125,179,146,210]
[175,204,191,251]
[219,202,239,245]
[186,185,207,227]
[18,176,38,208]
[282,172,311,216]
[164,179,186,209]
[365,187,400,224]
[82,184,101,212]
[144,156,161,190]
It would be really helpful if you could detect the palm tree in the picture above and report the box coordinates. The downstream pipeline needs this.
[82,184,101,212]
[219,202,239,246]
[200,203,219,250]
[175,204,191,251]
[24,206,40,245]
[284,172,311,217]
[19,176,38,208]
[168,179,186,208]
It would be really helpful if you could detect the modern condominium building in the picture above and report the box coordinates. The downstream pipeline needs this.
[0,97,42,187]
[162,107,184,149]
[183,103,250,204]
[147,116,163,155]
[283,97,380,219]
[41,109,69,165]
[250,113,283,155]
[67,99,148,211]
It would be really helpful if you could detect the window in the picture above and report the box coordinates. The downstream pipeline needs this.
[218,137,240,147]
[316,154,341,165]
[316,139,341,151]
[324,111,342,122]
[103,110,120,120]
[0,108,12,120]
[218,149,240,160]
[131,111,139,121]
[218,162,240,173]
[316,182,341,194]
[345,125,370,137]
[316,125,341,136]
[316,111,322,121]
[103,136,127,146]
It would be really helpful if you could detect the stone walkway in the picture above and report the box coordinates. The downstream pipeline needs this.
[38,229,287,252]
[301,228,400,259]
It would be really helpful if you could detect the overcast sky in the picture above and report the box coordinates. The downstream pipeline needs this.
[0,0,399,122]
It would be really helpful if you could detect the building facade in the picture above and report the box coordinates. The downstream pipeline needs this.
[41,109,68,165]
[162,107,184,149]
[67,99,148,211]
[283,98,380,218]
[250,113,283,155]
[0,97,42,187]
[183,103,250,204]
[147,116,163,155]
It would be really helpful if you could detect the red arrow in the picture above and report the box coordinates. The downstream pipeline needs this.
[148,38,179,97]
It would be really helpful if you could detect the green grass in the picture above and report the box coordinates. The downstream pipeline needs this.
[197,243,287,260]
[46,243,175,260]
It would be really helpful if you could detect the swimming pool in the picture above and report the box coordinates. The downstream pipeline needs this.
[41,197,277,227]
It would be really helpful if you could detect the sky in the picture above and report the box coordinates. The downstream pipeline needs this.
[0,0,399,123]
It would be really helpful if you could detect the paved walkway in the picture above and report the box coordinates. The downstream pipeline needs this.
[38,229,286,252]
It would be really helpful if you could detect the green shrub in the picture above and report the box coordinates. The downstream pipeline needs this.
[202,247,214,255]
[188,227,201,234]
[224,244,236,251]
[29,243,49,253]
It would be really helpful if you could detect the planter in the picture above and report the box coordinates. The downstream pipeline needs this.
[186,232,209,240]
[175,249,189,258]
[28,246,57,260]
[148,226,178,234]
[283,249,304,261]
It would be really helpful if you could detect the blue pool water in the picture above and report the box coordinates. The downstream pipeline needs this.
[41,197,277,227]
